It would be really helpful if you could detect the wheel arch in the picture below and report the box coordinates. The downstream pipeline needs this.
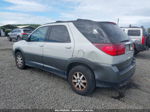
[66,59,95,78]
[14,48,24,56]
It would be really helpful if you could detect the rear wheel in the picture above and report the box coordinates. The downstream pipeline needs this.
[68,65,95,95]
[15,52,26,69]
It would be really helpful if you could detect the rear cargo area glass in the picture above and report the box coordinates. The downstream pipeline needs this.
[74,21,129,44]
[73,21,110,43]
[23,29,32,33]
[99,23,129,43]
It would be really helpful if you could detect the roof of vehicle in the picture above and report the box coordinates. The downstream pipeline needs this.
[44,19,116,25]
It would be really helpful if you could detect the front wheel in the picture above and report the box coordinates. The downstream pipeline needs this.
[68,65,96,96]
[15,52,26,69]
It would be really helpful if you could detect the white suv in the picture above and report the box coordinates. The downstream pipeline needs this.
[13,19,136,95]
[8,28,32,41]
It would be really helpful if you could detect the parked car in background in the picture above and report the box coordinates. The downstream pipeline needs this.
[13,19,135,95]
[8,28,33,41]
[121,27,149,54]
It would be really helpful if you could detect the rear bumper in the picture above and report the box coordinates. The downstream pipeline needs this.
[94,58,136,88]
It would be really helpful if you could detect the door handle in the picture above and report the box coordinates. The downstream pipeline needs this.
[65,46,71,49]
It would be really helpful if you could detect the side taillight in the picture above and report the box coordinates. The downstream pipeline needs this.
[93,43,125,56]
[142,36,146,45]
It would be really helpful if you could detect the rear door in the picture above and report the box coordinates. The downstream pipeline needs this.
[43,24,74,76]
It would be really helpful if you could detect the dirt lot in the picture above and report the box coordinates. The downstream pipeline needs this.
[0,37,150,109]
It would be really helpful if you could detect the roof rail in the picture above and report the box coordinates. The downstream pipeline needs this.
[43,19,116,25]
[45,19,93,24]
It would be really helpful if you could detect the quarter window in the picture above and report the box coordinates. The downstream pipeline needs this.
[47,25,71,43]
[30,26,48,42]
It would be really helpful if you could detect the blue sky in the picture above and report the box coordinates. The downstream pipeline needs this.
[0,0,150,27]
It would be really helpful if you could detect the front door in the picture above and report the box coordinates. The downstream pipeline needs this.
[24,26,49,68]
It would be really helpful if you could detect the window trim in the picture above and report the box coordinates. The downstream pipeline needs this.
[45,25,71,43]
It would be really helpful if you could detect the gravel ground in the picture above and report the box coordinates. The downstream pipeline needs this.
[0,37,150,109]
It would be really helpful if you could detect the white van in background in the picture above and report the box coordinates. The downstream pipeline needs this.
[121,27,149,54]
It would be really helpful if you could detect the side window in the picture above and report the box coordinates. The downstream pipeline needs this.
[16,30,20,33]
[29,26,48,42]
[18,30,21,33]
[12,30,16,33]
[48,25,71,43]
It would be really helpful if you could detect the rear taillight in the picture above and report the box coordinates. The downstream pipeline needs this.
[93,43,125,56]
[21,33,28,35]
[142,36,146,45]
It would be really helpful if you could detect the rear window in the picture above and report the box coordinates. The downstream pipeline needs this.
[23,29,32,33]
[73,21,129,43]
[128,30,141,36]
[73,21,110,43]
[99,23,129,43]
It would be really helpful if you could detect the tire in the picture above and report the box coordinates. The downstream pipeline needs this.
[15,52,26,69]
[68,65,95,96]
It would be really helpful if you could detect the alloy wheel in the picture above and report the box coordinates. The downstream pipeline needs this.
[16,54,23,67]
